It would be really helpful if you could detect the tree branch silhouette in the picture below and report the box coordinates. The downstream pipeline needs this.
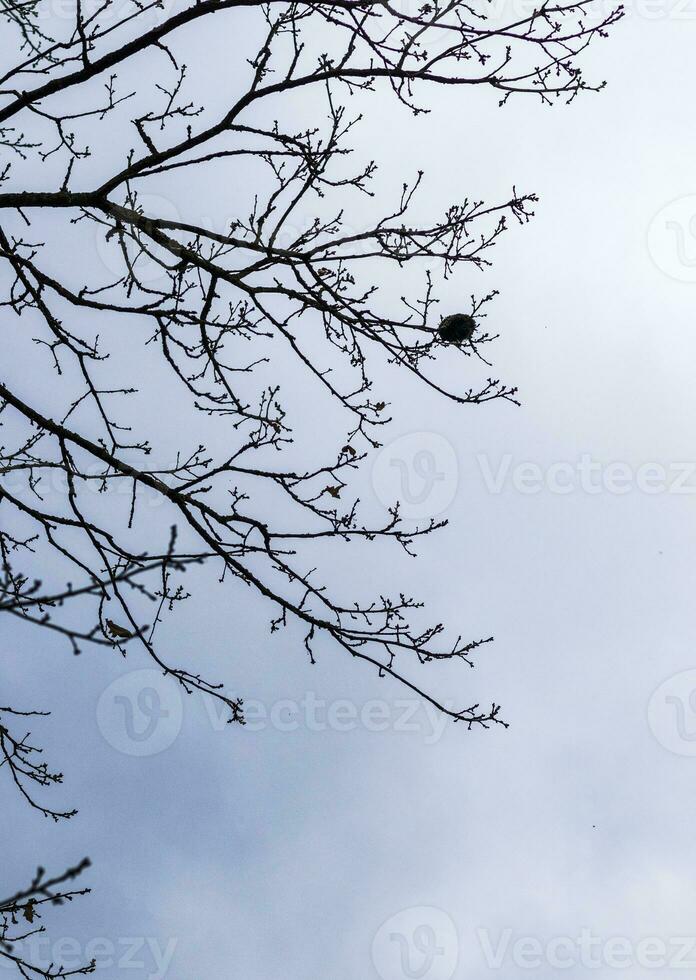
[0,0,621,971]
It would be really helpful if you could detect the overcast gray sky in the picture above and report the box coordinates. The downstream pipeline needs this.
[5,8,696,980]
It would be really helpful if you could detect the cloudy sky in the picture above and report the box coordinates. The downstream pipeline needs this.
[4,7,696,980]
